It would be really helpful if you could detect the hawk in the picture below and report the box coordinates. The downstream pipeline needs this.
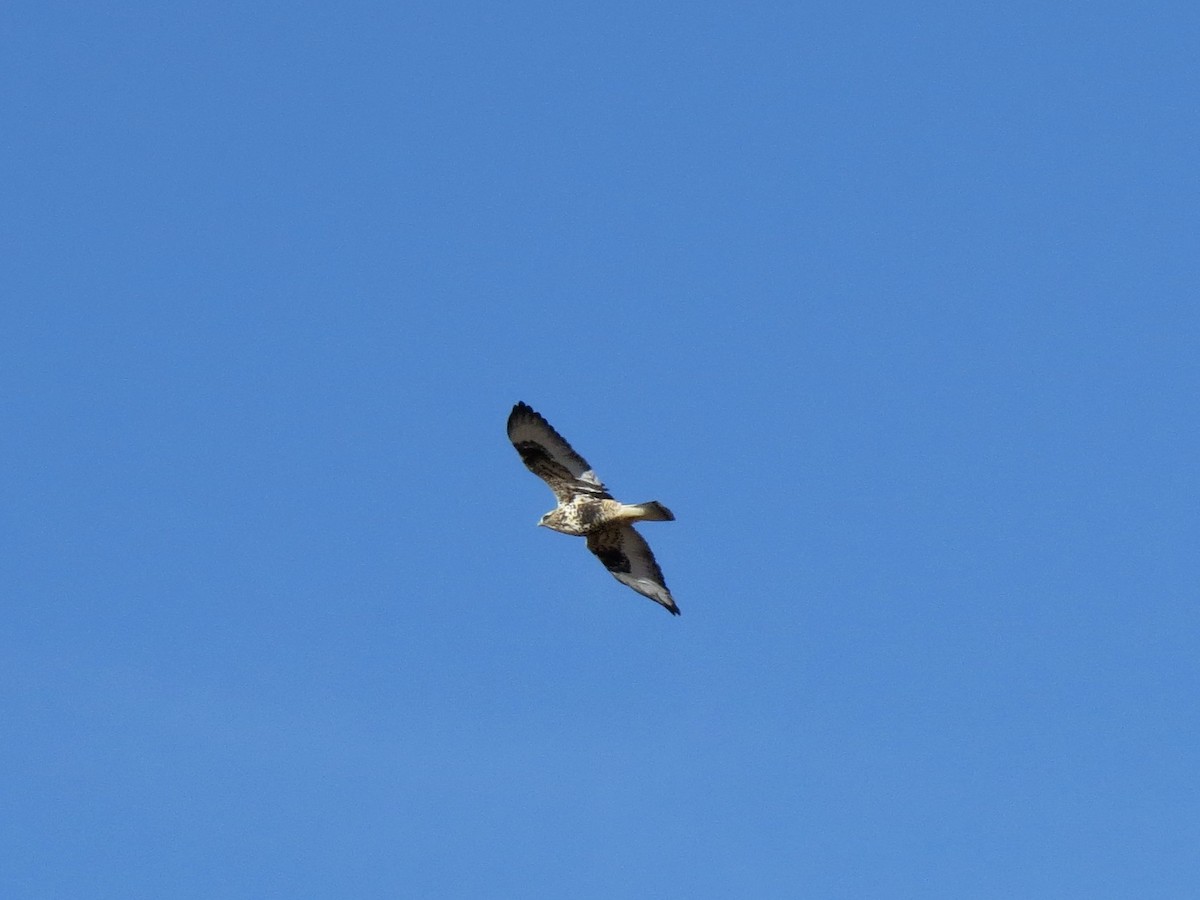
[507,401,680,615]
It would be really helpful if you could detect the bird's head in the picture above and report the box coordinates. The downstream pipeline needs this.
[537,512,552,528]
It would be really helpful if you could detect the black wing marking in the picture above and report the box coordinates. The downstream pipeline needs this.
[586,525,680,615]
[507,402,609,502]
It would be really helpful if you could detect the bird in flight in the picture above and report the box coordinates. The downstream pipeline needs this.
[507,401,680,615]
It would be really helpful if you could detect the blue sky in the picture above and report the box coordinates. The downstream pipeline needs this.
[3,1,1197,896]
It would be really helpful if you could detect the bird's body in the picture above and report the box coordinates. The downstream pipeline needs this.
[539,497,673,537]
[507,401,680,615]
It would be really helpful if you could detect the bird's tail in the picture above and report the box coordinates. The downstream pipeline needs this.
[627,501,675,522]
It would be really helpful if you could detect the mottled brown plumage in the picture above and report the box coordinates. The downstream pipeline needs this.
[507,402,680,615]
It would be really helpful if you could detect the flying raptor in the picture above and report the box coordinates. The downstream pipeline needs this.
[507,401,680,615]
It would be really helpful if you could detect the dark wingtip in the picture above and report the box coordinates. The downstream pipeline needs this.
[508,401,535,431]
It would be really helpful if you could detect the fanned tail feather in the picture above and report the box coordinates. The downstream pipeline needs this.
[630,501,674,522]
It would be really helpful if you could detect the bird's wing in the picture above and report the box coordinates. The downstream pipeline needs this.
[586,525,679,615]
[507,402,609,502]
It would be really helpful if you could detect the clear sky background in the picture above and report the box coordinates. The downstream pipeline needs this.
[3,2,1197,897]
